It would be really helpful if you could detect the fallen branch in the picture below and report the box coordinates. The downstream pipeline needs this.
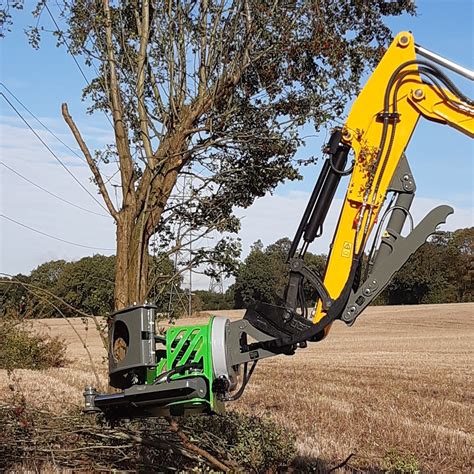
[328,452,356,472]
[167,417,231,472]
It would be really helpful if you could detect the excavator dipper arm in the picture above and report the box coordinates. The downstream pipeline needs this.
[313,32,473,330]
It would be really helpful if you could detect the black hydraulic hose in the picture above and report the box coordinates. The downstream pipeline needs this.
[384,59,473,111]
[418,62,473,106]
[372,64,470,212]
[361,59,472,248]
[417,67,473,110]
[224,361,258,401]
[153,362,201,384]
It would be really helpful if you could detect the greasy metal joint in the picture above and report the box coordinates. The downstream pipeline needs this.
[412,88,425,101]
[342,128,352,142]
[398,35,410,47]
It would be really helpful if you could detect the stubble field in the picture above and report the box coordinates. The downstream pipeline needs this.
[1,303,472,472]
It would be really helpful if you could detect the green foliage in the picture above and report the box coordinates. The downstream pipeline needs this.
[30,260,67,289]
[382,228,473,305]
[0,274,29,317]
[0,319,67,370]
[234,240,285,308]
[22,255,116,318]
[49,255,115,316]
[234,237,327,308]
[382,449,421,474]
[193,289,234,311]
[183,411,297,472]
[0,0,23,38]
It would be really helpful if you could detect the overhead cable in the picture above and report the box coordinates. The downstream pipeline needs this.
[0,161,111,218]
[0,82,87,164]
[44,2,90,85]
[0,92,109,214]
[0,214,115,251]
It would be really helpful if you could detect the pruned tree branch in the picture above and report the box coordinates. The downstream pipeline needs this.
[61,103,119,221]
[166,418,230,472]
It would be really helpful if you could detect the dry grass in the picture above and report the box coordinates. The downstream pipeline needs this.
[1,303,472,472]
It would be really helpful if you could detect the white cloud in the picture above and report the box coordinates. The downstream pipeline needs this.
[0,118,117,276]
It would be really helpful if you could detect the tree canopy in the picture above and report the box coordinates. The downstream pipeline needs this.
[234,237,327,308]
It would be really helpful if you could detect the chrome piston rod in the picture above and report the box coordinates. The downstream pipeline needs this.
[415,43,474,81]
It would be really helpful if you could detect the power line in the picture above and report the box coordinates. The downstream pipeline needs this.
[45,2,90,85]
[0,161,111,218]
[0,82,87,164]
[45,3,115,128]
[0,92,110,214]
[1,214,115,251]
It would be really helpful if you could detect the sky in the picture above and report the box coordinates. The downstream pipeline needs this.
[1,0,473,291]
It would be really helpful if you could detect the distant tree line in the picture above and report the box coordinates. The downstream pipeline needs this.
[0,254,187,319]
[1,228,472,318]
[234,228,473,308]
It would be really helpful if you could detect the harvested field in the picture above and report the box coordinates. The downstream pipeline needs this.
[1,303,472,472]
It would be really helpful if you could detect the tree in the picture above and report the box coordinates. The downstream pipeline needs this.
[234,237,327,308]
[234,240,283,308]
[448,227,473,302]
[6,0,415,310]
[0,274,30,317]
[54,255,116,316]
[383,228,474,305]
[385,241,448,304]
[193,289,234,311]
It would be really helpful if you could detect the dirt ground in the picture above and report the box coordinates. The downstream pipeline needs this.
[1,303,472,472]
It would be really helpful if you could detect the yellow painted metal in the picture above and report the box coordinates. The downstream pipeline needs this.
[313,31,474,331]
[409,85,474,138]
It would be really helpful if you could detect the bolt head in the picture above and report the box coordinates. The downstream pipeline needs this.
[413,88,425,100]
[342,128,352,141]
[398,35,410,47]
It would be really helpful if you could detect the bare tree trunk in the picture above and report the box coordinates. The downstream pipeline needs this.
[115,212,149,310]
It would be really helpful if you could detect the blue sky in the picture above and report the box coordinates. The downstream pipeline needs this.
[1,0,473,288]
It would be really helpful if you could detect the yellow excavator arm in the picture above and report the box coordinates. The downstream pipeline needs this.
[314,31,473,330]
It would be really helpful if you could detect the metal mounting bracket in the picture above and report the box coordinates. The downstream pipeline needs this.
[341,204,453,325]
